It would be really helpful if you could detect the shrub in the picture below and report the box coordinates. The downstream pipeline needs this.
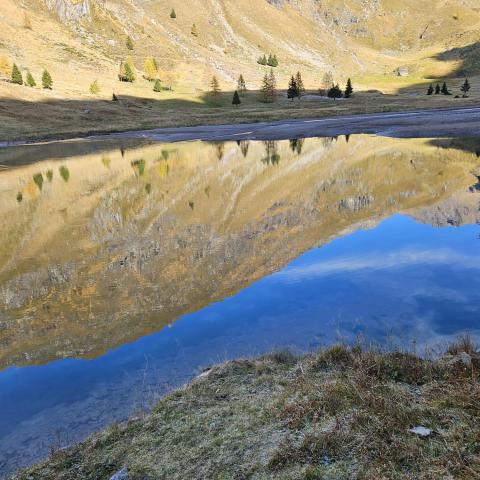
[89,80,100,94]
[153,79,162,92]
[126,36,134,50]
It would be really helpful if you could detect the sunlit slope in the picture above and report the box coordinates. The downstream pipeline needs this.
[0,0,479,102]
[0,135,479,369]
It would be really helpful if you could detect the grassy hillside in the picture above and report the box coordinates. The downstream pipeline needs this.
[0,0,479,139]
[10,340,480,479]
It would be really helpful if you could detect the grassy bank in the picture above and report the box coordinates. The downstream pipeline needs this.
[11,340,480,480]
[1,85,479,144]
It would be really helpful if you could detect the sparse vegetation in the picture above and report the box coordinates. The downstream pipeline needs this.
[11,340,480,480]
[126,36,134,51]
[191,23,198,37]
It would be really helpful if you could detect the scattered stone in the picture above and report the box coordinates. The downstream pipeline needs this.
[110,468,129,480]
[408,426,432,437]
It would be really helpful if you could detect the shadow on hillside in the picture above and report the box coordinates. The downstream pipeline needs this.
[429,137,480,157]
[432,42,480,78]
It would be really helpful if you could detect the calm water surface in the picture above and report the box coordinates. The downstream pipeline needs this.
[0,135,479,475]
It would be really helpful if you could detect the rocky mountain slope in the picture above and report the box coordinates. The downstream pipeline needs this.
[1,0,479,100]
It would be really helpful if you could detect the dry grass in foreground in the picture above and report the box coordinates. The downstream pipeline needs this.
[11,338,480,480]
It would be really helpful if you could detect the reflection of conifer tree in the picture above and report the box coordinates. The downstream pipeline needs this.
[322,137,334,148]
[289,138,304,155]
[239,140,250,158]
[204,186,211,197]
[33,173,43,190]
[215,143,224,161]
[262,141,280,165]
[345,134,350,143]
[131,159,146,176]
[59,166,70,182]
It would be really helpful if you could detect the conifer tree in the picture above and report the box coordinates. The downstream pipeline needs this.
[11,63,23,85]
[170,8,176,18]
[267,53,274,67]
[287,76,298,101]
[42,69,52,89]
[26,71,36,87]
[267,69,277,102]
[119,60,135,82]
[237,74,246,95]
[232,90,241,106]
[296,71,305,98]
[126,36,134,50]
[191,24,198,37]
[210,75,221,101]
[112,93,119,101]
[435,83,441,94]
[272,54,278,67]
[153,79,162,92]
[427,84,434,95]
[344,78,353,98]
[327,83,343,100]
[260,72,270,103]
[460,78,471,97]
[441,82,450,95]
[144,58,158,81]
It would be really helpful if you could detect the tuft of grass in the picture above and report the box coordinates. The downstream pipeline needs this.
[10,339,480,480]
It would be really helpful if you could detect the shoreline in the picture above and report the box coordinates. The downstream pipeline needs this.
[1,105,480,149]
[10,340,480,480]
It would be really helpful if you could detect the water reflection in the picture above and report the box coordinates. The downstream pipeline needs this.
[0,135,480,475]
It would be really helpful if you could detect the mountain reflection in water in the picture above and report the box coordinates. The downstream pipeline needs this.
[0,135,479,475]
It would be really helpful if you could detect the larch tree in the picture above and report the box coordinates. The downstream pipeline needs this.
[320,71,333,95]
[460,78,471,97]
[210,75,221,101]
[237,74,246,95]
[144,58,158,81]
[296,71,305,98]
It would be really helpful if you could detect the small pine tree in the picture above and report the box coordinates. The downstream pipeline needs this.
[112,93,119,101]
[119,60,135,82]
[170,8,176,18]
[344,78,353,98]
[11,63,23,85]
[435,83,441,95]
[26,71,36,87]
[89,80,100,94]
[191,24,198,37]
[460,78,471,97]
[42,69,52,89]
[287,76,298,101]
[272,54,278,67]
[237,74,246,95]
[210,75,221,101]
[260,72,270,102]
[296,71,305,98]
[257,54,267,66]
[427,84,434,95]
[126,36,134,50]
[441,82,451,95]
[232,90,241,106]
[153,79,162,92]
[327,84,343,100]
